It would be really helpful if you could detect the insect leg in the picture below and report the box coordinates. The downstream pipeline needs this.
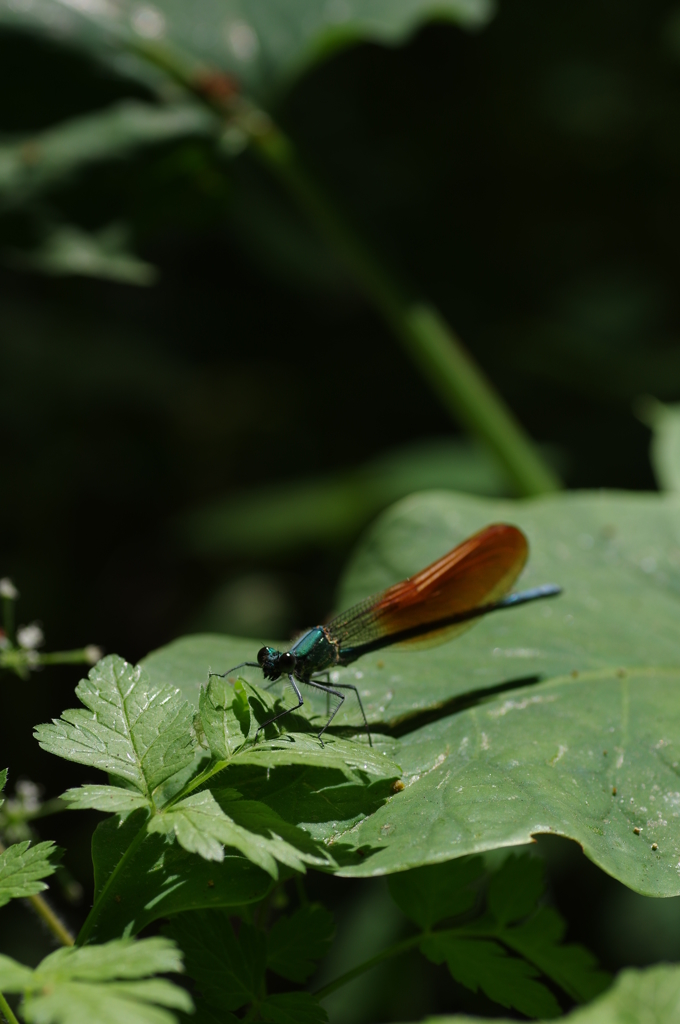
[310,671,331,714]
[255,674,304,739]
[325,682,372,748]
[208,662,259,680]
[304,678,346,747]
[311,671,372,745]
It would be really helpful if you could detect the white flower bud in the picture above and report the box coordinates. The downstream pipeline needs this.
[0,578,19,600]
[85,645,104,665]
[16,623,44,650]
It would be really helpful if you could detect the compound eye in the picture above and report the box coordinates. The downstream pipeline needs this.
[279,652,296,672]
[256,647,269,666]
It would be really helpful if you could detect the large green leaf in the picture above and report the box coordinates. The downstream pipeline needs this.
[0,0,493,102]
[334,491,680,726]
[337,665,680,894]
[420,962,680,1024]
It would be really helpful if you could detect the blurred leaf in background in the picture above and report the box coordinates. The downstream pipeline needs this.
[638,397,680,493]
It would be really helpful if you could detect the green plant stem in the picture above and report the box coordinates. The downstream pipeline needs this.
[250,124,561,497]
[314,933,422,999]
[21,798,66,822]
[28,892,74,946]
[315,923,551,1001]
[118,39,560,497]
[0,990,20,1024]
[36,649,100,666]
[76,820,149,946]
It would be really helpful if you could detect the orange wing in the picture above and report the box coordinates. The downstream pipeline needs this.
[330,524,528,652]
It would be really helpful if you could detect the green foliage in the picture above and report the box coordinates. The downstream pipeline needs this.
[0,839,59,908]
[487,853,545,925]
[259,992,328,1023]
[0,937,192,1024]
[388,857,484,929]
[337,490,680,721]
[0,765,60,909]
[267,905,335,982]
[418,963,680,1023]
[147,789,328,876]
[165,908,329,1022]
[0,103,216,214]
[33,651,396,945]
[421,936,560,1019]
[386,854,609,1018]
[0,0,493,103]
[87,810,271,944]
[7,223,159,286]
[7,488,673,1019]
[166,911,265,1012]
[35,655,197,800]
[135,491,680,896]
[62,786,150,814]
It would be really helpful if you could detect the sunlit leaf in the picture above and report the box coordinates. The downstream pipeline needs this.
[336,490,680,726]
[0,840,59,907]
[62,785,151,814]
[0,937,192,1024]
[35,654,197,801]
[338,665,680,895]
[148,789,330,876]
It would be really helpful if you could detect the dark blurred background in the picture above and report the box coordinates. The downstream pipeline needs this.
[2,0,680,1016]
